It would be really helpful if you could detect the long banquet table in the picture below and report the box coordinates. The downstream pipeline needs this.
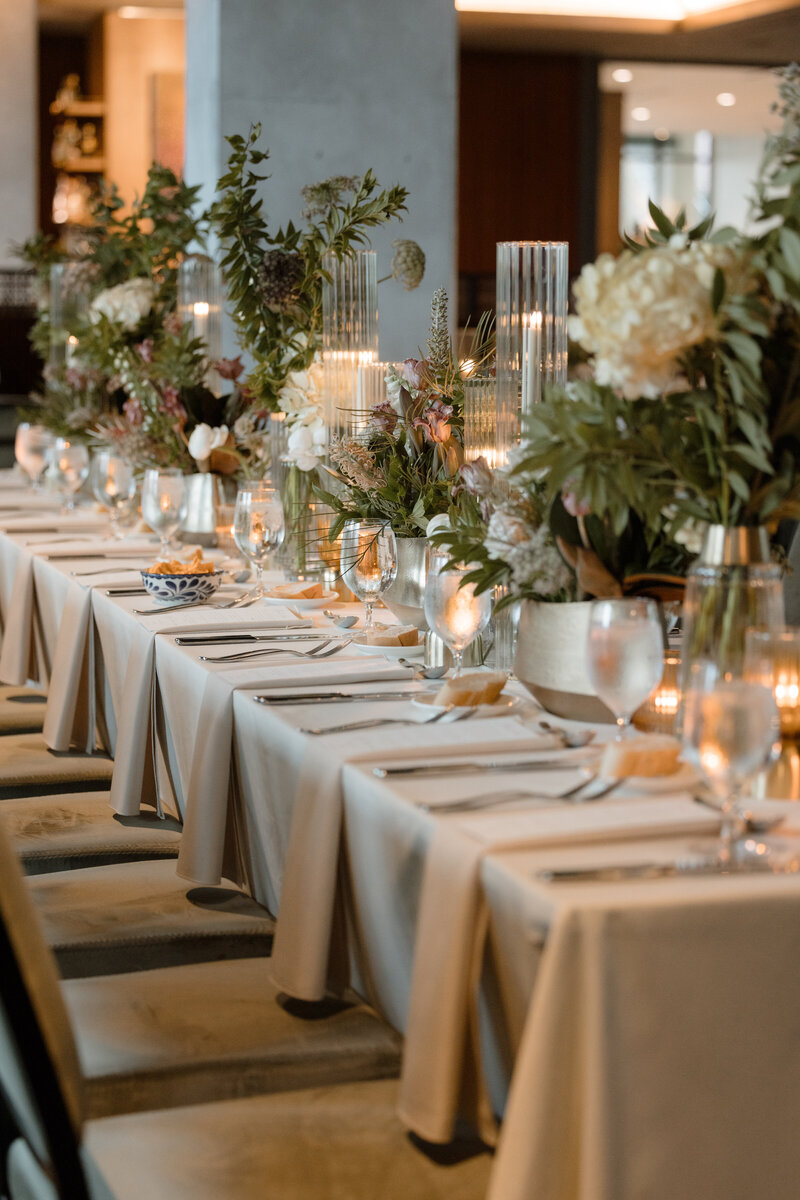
[2,469,800,1200]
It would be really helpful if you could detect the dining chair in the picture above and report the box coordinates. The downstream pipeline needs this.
[1,790,182,875]
[0,825,492,1199]
[0,685,48,734]
[0,732,114,800]
[0,821,401,1126]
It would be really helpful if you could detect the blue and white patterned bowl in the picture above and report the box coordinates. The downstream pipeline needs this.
[140,570,223,605]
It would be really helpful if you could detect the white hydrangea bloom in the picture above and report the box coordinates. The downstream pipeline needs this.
[89,278,155,331]
[570,241,747,399]
[278,358,327,471]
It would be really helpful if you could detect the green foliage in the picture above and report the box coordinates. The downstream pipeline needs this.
[209,124,412,410]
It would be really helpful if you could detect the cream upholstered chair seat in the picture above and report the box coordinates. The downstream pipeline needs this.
[0,732,113,799]
[27,857,275,978]
[0,686,48,733]
[65,958,401,1119]
[0,791,181,874]
[8,1079,492,1200]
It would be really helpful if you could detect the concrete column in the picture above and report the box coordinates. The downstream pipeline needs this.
[0,0,37,265]
[185,0,457,360]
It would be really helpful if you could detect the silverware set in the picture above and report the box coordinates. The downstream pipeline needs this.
[199,637,353,664]
[133,594,258,615]
[300,705,476,735]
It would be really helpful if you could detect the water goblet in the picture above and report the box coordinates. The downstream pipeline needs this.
[233,482,285,600]
[90,451,137,540]
[44,438,89,511]
[586,597,665,738]
[681,665,781,866]
[340,520,398,631]
[424,549,492,676]
[14,424,56,489]
[141,469,188,559]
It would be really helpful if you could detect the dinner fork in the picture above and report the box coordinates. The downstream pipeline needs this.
[199,637,351,663]
[300,705,473,735]
[417,775,623,813]
[133,594,255,615]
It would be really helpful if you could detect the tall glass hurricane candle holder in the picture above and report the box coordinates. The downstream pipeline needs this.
[49,262,90,370]
[352,360,396,433]
[495,241,568,460]
[321,250,379,438]
[463,376,503,468]
[177,254,223,394]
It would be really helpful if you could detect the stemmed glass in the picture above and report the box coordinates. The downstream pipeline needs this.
[681,661,781,866]
[424,549,492,675]
[14,424,56,489]
[233,481,285,601]
[340,520,398,631]
[44,438,89,511]
[90,451,137,539]
[586,597,665,738]
[141,469,188,559]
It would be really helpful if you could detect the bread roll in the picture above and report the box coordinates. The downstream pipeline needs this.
[600,734,681,778]
[359,625,419,647]
[267,582,325,600]
[433,671,507,707]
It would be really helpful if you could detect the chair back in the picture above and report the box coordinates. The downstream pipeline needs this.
[0,817,88,1197]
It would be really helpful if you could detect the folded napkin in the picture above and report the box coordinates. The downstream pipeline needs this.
[174,658,416,887]
[107,605,312,817]
[397,794,720,1146]
[268,718,556,1005]
[1,513,108,536]
[32,540,154,560]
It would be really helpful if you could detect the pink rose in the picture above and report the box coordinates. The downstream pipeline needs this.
[163,312,184,336]
[459,456,494,497]
[400,358,426,390]
[369,401,398,435]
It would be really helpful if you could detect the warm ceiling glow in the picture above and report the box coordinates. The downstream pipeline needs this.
[118,5,182,17]
[612,68,634,82]
[456,0,781,16]
[716,92,737,106]
[631,106,651,121]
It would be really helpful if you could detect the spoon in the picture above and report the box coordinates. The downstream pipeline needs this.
[692,793,786,835]
[537,719,596,749]
[322,610,358,629]
[397,658,447,679]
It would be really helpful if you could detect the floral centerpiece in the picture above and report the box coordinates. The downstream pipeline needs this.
[316,289,490,539]
[209,124,425,572]
[440,64,800,612]
[20,167,266,476]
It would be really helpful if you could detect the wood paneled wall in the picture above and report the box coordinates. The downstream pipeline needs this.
[458,50,601,320]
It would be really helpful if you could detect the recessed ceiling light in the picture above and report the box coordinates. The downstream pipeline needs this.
[612,68,634,83]
[118,6,182,18]
[654,127,670,141]
[716,92,736,107]
[631,106,651,122]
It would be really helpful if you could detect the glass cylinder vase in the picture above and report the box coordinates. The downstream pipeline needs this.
[177,254,223,393]
[680,526,785,688]
[463,376,504,468]
[321,250,379,438]
[49,262,90,369]
[495,241,568,462]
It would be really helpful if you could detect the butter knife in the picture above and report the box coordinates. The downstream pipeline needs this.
[539,857,729,883]
[254,690,420,704]
[373,757,589,779]
[175,628,317,645]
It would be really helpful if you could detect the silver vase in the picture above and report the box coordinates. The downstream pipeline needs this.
[382,537,428,629]
[180,474,226,547]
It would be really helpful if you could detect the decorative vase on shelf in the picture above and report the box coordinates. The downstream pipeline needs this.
[514,600,615,723]
[680,525,785,686]
[382,537,428,629]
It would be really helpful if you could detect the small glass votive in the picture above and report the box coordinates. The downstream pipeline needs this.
[744,627,800,800]
[633,651,682,735]
[214,504,238,557]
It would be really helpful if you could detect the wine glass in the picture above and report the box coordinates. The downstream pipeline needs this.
[44,438,89,511]
[424,549,491,675]
[141,469,188,559]
[90,451,137,539]
[681,663,780,866]
[233,481,285,600]
[586,597,665,738]
[14,424,56,489]
[340,520,397,631]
